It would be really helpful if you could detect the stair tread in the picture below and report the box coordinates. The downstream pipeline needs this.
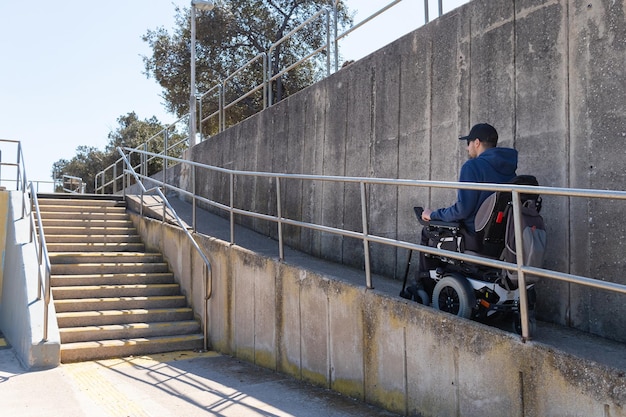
[51,261,169,266]
[56,307,193,316]
[51,272,174,278]
[53,284,179,291]
[59,320,199,333]
[50,251,161,255]
[60,334,203,349]
[55,295,186,303]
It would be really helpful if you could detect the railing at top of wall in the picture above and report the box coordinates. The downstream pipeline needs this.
[0,139,52,342]
[107,146,626,342]
[62,174,86,194]
[95,0,449,193]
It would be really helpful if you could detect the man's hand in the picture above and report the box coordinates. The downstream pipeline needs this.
[422,208,433,221]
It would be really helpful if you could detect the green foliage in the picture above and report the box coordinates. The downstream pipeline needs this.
[142,0,353,134]
[53,1,354,191]
[51,112,168,193]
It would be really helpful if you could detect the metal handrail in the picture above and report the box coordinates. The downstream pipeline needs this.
[29,182,52,341]
[62,174,85,194]
[94,1,452,190]
[115,147,214,352]
[112,146,626,342]
[0,139,53,341]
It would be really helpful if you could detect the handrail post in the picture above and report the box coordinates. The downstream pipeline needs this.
[203,263,210,351]
[267,46,274,106]
[333,1,339,72]
[202,263,213,351]
[192,164,197,232]
[113,164,117,194]
[15,143,21,191]
[325,10,331,76]
[276,177,284,261]
[262,54,268,109]
[220,84,225,132]
[198,95,203,141]
[164,129,169,185]
[511,190,531,341]
[360,182,373,289]
[230,172,235,244]
[142,143,148,178]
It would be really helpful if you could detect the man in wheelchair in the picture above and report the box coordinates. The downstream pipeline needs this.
[402,123,539,331]
[420,123,518,252]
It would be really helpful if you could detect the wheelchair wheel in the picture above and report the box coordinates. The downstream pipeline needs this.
[513,309,537,335]
[432,274,475,319]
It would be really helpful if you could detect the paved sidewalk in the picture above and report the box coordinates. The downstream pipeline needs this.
[0,345,398,417]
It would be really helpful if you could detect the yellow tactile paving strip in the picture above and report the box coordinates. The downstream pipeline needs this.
[63,350,219,417]
[64,361,150,417]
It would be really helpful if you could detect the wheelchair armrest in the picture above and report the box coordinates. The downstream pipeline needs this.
[428,220,461,230]
[414,206,461,230]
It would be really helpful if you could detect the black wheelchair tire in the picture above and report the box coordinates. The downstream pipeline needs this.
[432,274,475,319]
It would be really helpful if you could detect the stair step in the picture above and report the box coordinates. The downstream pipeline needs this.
[54,295,187,312]
[38,203,126,212]
[46,234,143,244]
[49,252,163,264]
[40,195,203,363]
[56,307,195,327]
[39,211,130,221]
[43,226,137,235]
[39,218,133,227]
[46,242,146,252]
[60,334,204,363]
[38,197,125,207]
[52,283,181,299]
[51,272,176,286]
[59,321,201,343]
[51,262,170,275]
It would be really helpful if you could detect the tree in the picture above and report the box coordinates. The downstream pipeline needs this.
[142,0,353,133]
[52,112,171,193]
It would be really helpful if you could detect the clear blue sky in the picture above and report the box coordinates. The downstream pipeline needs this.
[0,0,465,192]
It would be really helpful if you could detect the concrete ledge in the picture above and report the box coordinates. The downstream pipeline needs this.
[131,206,626,417]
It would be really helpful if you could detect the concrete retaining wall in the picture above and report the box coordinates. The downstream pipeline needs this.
[168,0,626,341]
[0,191,60,369]
[131,213,626,417]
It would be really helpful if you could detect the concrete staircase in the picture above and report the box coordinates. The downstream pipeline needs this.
[37,194,203,363]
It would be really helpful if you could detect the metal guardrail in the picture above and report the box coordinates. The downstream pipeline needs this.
[95,0,448,193]
[62,174,85,194]
[0,139,52,342]
[115,148,215,351]
[110,146,626,341]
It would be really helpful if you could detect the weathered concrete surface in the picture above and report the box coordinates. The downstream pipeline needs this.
[130,203,626,417]
[0,191,60,369]
[166,0,626,341]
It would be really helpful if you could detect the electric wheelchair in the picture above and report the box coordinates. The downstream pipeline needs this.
[400,175,545,333]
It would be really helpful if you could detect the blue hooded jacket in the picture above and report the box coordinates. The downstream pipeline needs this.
[430,147,518,233]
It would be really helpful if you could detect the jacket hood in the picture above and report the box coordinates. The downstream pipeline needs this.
[479,147,518,177]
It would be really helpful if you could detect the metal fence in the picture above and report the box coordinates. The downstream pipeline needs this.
[96,0,451,191]
[111,146,626,341]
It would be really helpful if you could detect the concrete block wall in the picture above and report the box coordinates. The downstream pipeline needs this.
[168,0,626,341]
[131,213,626,417]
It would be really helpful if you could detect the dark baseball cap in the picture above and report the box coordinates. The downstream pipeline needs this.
[459,123,498,145]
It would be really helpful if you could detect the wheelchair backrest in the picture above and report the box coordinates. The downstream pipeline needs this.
[474,175,542,258]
